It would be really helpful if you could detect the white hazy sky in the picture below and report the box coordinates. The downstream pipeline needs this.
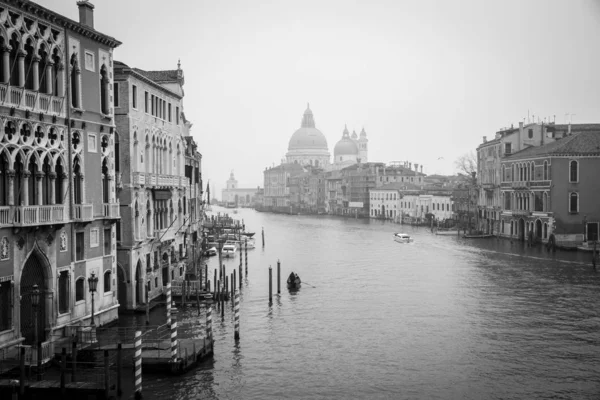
[42,0,600,197]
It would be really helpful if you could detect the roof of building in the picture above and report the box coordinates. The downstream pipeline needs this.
[287,105,329,151]
[505,131,600,159]
[373,182,422,191]
[133,68,179,83]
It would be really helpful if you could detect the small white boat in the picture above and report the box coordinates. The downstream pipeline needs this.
[205,247,218,256]
[393,233,414,243]
[239,236,255,249]
[221,243,237,258]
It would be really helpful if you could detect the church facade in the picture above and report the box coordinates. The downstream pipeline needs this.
[221,172,259,207]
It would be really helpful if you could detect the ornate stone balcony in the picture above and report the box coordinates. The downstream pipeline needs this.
[511,181,530,189]
[132,172,185,188]
[73,204,94,222]
[13,205,67,227]
[0,206,10,227]
[102,203,120,219]
[0,84,65,116]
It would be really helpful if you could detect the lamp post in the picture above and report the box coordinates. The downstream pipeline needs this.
[88,272,98,342]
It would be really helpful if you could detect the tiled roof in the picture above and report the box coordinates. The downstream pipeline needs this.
[375,182,421,191]
[505,131,600,159]
[132,68,179,82]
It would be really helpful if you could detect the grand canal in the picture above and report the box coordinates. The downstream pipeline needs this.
[121,206,600,399]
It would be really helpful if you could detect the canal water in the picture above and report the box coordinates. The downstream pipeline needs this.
[120,206,600,399]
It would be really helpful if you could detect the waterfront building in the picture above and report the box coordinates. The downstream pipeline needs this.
[0,0,121,349]
[113,59,197,310]
[499,129,600,244]
[221,171,258,207]
[369,185,401,220]
[325,169,344,214]
[263,163,304,212]
[288,167,326,213]
[375,162,424,187]
[475,121,599,235]
[338,162,384,217]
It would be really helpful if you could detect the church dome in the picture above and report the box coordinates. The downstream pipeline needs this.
[334,125,359,156]
[287,105,329,151]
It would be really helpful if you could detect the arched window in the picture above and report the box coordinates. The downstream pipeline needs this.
[569,160,578,183]
[28,158,36,205]
[58,271,70,314]
[101,158,109,203]
[51,49,62,96]
[55,159,64,204]
[70,53,80,108]
[134,201,140,238]
[100,64,109,114]
[42,156,51,205]
[543,161,548,180]
[104,271,111,293]
[13,153,23,206]
[0,152,9,206]
[38,45,48,94]
[146,199,152,237]
[543,192,548,212]
[569,192,578,213]
[114,131,120,173]
[73,157,83,204]
[75,277,85,302]
[8,33,19,86]
[24,38,35,90]
[543,223,548,239]
[530,163,535,181]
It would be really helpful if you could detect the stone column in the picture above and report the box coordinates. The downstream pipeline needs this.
[48,172,57,205]
[7,169,15,206]
[56,62,64,97]
[17,50,26,87]
[61,172,68,205]
[45,62,53,94]
[2,47,9,84]
[35,171,44,205]
[22,170,30,205]
[32,56,40,92]
[107,174,114,202]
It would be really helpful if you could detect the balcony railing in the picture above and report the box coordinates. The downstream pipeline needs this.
[132,172,186,188]
[103,203,120,219]
[511,181,530,189]
[18,341,55,366]
[73,203,93,221]
[0,83,65,116]
[0,206,10,226]
[13,205,67,226]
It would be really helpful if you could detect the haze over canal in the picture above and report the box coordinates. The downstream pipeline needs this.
[123,206,600,400]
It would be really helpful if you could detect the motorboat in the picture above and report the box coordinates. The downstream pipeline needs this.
[239,235,255,249]
[204,247,217,257]
[287,272,301,290]
[393,233,414,243]
[221,244,237,258]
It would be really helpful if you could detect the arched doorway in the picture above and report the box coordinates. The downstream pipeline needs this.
[135,260,142,306]
[535,219,542,241]
[20,252,47,345]
[117,264,127,310]
[519,218,525,242]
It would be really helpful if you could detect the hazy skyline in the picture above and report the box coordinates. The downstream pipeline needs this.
[43,0,600,197]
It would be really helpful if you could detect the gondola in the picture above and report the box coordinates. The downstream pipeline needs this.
[287,272,301,290]
[241,232,255,238]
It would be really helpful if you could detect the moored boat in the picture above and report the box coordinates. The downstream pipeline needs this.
[204,247,218,257]
[241,232,255,238]
[287,272,301,289]
[221,243,237,258]
[463,233,494,239]
[435,229,459,236]
[393,233,414,243]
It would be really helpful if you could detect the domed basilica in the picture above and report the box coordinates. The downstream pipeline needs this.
[286,105,368,170]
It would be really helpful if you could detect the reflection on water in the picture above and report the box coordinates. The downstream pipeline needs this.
[118,208,600,400]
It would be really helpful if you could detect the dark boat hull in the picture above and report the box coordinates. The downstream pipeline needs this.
[287,272,301,290]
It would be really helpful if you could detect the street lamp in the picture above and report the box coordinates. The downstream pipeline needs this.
[88,272,98,328]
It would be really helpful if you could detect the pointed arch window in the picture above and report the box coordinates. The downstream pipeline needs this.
[0,152,8,206]
[73,157,83,204]
[104,271,111,293]
[543,161,548,180]
[42,156,51,205]
[70,54,81,108]
[101,158,109,203]
[0,280,13,331]
[75,277,85,302]
[100,64,110,114]
[569,160,578,183]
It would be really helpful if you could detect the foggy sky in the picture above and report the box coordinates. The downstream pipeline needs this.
[42,0,600,198]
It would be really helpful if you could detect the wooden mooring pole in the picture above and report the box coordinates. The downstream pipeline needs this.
[104,350,110,398]
[269,266,273,305]
[262,227,265,247]
[117,343,123,397]
[234,289,240,341]
[60,348,66,396]
[213,269,217,300]
[245,241,248,277]
[71,337,77,382]
[134,330,143,399]
[19,347,24,397]
[277,259,281,294]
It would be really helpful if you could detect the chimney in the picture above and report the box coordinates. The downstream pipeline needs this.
[483,136,487,143]
[568,121,572,135]
[409,162,412,170]
[77,1,95,29]
[518,121,524,151]
[420,165,423,174]
[414,163,419,172]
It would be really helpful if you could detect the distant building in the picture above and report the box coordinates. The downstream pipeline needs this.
[221,171,259,207]
[286,105,330,167]
[263,163,304,212]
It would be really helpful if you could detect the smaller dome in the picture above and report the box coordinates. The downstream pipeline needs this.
[334,125,359,156]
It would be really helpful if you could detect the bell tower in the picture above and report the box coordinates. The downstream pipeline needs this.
[226,171,238,189]
[358,127,368,162]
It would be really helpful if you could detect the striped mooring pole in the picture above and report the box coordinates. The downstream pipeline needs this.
[245,241,248,276]
[234,290,240,341]
[206,306,213,339]
[166,282,172,328]
[170,309,178,362]
[133,330,142,398]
